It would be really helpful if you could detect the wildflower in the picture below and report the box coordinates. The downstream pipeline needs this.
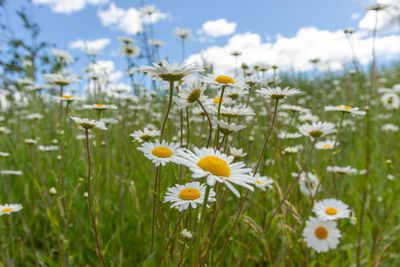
[278,132,302,139]
[212,118,246,135]
[295,172,320,197]
[140,59,203,82]
[163,182,216,212]
[178,147,254,197]
[381,93,400,110]
[281,104,309,113]
[282,145,303,155]
[324,105,366,116]
[54,95,76,102]
[315,140,337,150]
[382,124,399,132]
[174,27,192,39]
[70,117,107,130]
[1,170,23,176]
[0,152,10,157]
[229,147,247,160]
[137,140,182,167]
[49,187,58,195]
[44,72,79,86]
[25,139,37,145]
[100,118,118,126]
[202,74,246,89]
[83,104,117,110]
[52,49,74,64]
[181,229,193,240]
[130,128,160,143]
[327,166,358,175]
[298,122,335,138]
[303,217,341,253]
[0,204,23,216]
[313,199,350,221]
[174,79,207,108]
[256,87,301,100]
[38,145,58,151]
[254,174,274,191]
[211,105,255,118]
[120,43,140,57]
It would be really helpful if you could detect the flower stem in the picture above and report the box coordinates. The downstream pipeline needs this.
[160,81,174,141]
[192,186,211,266]
[85,129,106,266]
[197,99,213,148]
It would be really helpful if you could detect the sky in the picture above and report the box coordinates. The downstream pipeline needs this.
[3,0,400,88]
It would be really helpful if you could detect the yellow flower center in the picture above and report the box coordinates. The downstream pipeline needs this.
[62,95,74,99]
[179,188,201,200]
[339,105,352,110]
[152,146,173,158]
[323,144,332,149]
[325,207,338,215]
[314,226,328,239]
[1,208,13,213]
[95,104,106,107]
[213,97,225,104]
[197,156,230,177]
[215,75,235,84]
[256,180,262,185]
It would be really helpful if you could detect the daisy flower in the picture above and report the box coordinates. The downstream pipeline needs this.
[83,104,118,110]
[54,95,76,102]
[44,72,79,86]
[52,49,74,64]
[315,140,337,150]
[294,172,320,197]
[178,147,254,197]
[382,124,399,132]
[137,140,181,167]
[298,121,335,138]
[327,166,358,175]
[229,147,247,160]
[174,27,192,39]
[303,217,341,253]
[38,145,58,152]
[256,87,301,100]
[130,128,160,143]
[1,170,23,176]
[201,74,246,89]
[140,59,203,82]
[313,198,350,221]
[381,92,400,110]
[174,79,207,108]
[70,117,107,130]
[324,105,366,116]
[210,105,255,118]
[225,86,248,100]
[281,104,309,113]
[278,132,302,139]
[254,174,274,191]
[212,118,246,135]
[0,204,23,216]
[282,145,303,155]
[0,152,10,157]
[163,182,216,212]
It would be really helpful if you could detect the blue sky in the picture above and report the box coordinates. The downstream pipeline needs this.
[3,0,400,84]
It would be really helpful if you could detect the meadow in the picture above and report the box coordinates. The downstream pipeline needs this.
[1,2,400,267]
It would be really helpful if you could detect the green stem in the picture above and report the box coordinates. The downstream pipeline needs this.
[160,81,174,141]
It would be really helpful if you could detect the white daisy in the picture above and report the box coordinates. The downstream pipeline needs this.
[83,104,118,110]
[140,59,203,82]
[315,140,337,150]
[313,198,350,221]
[327,166,358,175]
[210,105,255,118]
[54,95,76,102]
[229,147,247,160]
[278,132,303,139]
[212,118,246,135]
[298,121,335,138]
[281,104,309,113]
[174,79,207,108]
[324,105,366,116]
[381,124,399,132]
[130,128,160,143]
[52,49,74,64]
[0,204,23,216]
[70,117,107,130]
[137,140,181,167]
[178,147,254,197]
[43,72,79,86]
[163,182,216,212]
[381,92,400,110]
[38,145,58,152]
[294,172,320,197]
[303,217,341,253]
[0,152,10,157]
[174,27,192,39]
[201,74,246,89]
[1,170,23,176]
[256,87,301,100]
[254,174,274,191]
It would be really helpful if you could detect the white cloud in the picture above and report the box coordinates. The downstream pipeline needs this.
[187,27,400,74]
[69,38,111,51]
[97,2,167,35]
[351,13,360,20]
[32,0,108,14]
[358,0,400,32]
[201,19,237,37]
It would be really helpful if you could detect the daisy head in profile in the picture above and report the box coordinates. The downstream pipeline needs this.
[140,59,203,82]
[163,182,216,212]
[324,105,366,116]
[130,128,160,143]
[303,217,341,253]
[253,174,274,192]
[70,117,107,130]
[256,87,301,100]
[137,140,182,167]
[298,121,335,139]
[178,147,254,197]
[0,204,23,216]
[313,198,350,221]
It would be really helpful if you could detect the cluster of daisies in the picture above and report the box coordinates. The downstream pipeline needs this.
[303,198,350,252]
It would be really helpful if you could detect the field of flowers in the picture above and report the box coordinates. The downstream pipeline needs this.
[1,2,400,267]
